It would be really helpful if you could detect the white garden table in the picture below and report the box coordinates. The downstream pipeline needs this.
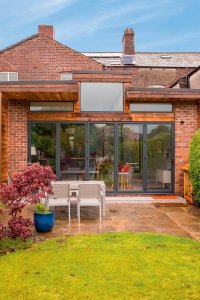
[52,181,106,216]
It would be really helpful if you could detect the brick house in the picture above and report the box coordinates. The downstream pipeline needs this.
[0,25,200,195]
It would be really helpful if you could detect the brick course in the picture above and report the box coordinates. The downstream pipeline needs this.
[174,102,198,195]
[8,100,28,176]
[0,34,103,80]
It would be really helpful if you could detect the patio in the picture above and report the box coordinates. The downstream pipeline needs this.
[33,199,200,241]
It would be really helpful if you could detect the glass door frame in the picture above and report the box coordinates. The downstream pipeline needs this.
[28,121,175,194]
[143,122,175,193]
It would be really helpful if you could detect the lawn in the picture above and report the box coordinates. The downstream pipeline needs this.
[0,233,200,300]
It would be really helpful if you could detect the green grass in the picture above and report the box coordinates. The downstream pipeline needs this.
[0,238,33,256]
[0,233,200,300]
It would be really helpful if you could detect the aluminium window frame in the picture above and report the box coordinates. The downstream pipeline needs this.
[28,121,174,194]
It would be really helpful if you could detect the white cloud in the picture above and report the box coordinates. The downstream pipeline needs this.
[2,0,79,25]
[56,0,183,41]
[139,31,200,51]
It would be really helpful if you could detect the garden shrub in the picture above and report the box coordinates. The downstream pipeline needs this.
[189,128,200,203]
[0,163,56,240]
[0,207,7,240]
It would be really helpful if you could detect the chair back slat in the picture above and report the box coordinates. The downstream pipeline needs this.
[51,183,70,199]
[78,184,101,199]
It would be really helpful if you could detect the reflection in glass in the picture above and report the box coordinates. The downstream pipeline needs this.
[30,102,73,112]
[30,123,56,172]
[89,124,114,191]
[81,83,123,112]
[130,103,172,112]
[147,124,172,191]
[118,124,143,191]
[60,124,86,180]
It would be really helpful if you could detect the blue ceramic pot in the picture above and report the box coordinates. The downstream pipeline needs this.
[34,211,55,232]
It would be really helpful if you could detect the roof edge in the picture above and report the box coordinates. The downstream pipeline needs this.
[0,34,39,54]
[126,87,200,93]
[0,80,78,85]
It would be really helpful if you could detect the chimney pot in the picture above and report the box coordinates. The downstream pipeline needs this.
[38,25,54,39]
[122,28,135,55]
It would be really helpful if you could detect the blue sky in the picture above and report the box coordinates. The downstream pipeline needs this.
[0,0,200,52]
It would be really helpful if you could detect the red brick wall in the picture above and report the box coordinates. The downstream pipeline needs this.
[7,100,199,194]
[174,102,199,195]
[0,34,103,80]
[8,100,28,176]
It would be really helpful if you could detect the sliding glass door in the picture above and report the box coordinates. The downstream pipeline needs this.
[60,124,86,180]
[30,123,56,172]
[29,122,174,193]
[118,124,143,191]
[89,124,114,191]
[146,124,172,191]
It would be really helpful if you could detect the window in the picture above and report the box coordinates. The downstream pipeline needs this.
[130,103,172,113]
[160,55,171,59]
[148,85,165,88]
[0,72,18,81]
[61,73,73,80]
[30,102,74,112]
[81,82,123,112]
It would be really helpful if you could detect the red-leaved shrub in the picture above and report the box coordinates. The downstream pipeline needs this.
[0,163,56,240]
[7,216,33,240]
[0,208,7,240]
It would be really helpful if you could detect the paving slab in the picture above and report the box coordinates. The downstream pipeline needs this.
[2,199,199,240]
[31,202,200,241]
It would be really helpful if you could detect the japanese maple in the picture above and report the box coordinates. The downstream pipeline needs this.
[0,163,56,240]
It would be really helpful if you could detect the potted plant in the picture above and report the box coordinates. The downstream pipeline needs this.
[0,163,56,240]
[34,203,55,232]
[189,129,200,207]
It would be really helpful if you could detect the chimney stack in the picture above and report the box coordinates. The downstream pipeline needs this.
[38,25,55,39]
[122,28,135,55]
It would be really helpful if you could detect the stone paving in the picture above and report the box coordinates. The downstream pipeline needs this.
[2,199,200,241]
[34,202,200,241]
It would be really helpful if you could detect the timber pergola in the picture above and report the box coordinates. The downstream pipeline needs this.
[126,87,200,102]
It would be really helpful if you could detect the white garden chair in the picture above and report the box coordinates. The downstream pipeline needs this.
[47,183,71,222]
[77,183,102,223]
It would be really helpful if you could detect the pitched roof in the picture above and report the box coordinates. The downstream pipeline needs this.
[83,52,200,68]
[0,33,104,68]
[0,34,38,54]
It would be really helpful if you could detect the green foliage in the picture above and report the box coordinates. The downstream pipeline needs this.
[35,203,50,214]
[189,129,200,202]
[0,237,33,255]
[0,233,200,299]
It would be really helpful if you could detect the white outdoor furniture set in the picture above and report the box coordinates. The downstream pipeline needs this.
[45,181,105,223]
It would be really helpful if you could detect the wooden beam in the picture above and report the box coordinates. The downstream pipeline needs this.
[73,73,132,83]
[0,83,78,93]
[126,88,200,101]
[27,112,132,122]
